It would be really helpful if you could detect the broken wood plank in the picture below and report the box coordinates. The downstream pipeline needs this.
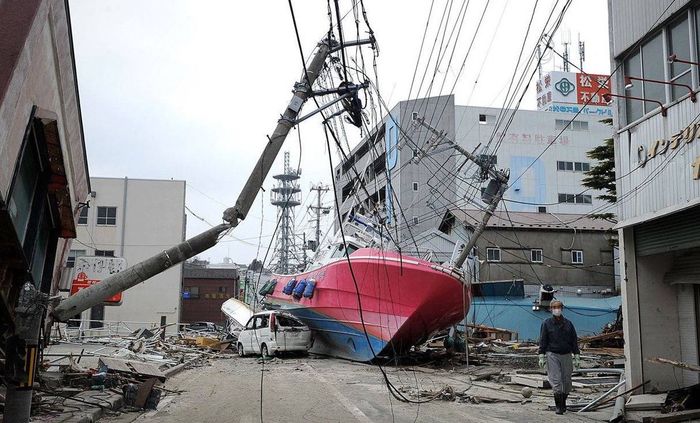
[625,393,668,411]
[471,367,502,381]
[98,358,166,382]
[134,378,158,408]
[510,374,550,389]
[646,356,700,372]
[642,409,700,423]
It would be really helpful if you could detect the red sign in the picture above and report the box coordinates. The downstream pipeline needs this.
[70,272,122,303]
[576,73,611,106]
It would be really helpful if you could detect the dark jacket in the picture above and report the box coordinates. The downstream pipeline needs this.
[538,316,580,355]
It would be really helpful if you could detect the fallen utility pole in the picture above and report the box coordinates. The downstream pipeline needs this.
[21,34,374,423]
[52,36,374,322]
[410,115,509,269]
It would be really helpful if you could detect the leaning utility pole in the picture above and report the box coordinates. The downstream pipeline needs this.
[11,33,374,423]
[411,115,509,269]
[53,36,374,320]
[308,184,330,250]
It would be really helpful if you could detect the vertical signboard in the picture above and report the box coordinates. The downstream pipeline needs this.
[385,117,399,225]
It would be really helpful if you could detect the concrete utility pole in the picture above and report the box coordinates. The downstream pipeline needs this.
[411,115,509,269]
[309,184,330,250]
[53,38,336,322]
[20,34,373,423]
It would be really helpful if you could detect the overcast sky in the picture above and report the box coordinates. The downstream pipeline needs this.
[68,0,610,265]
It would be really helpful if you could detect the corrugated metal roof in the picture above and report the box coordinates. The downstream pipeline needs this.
[447,208,614,232]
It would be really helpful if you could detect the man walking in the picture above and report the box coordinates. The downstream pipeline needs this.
[538,300,581,414]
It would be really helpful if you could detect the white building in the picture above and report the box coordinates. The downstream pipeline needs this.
[610,1,700,393]
[334,93,613,247]
[64,177,186,334]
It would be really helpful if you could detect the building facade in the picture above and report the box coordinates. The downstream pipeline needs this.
[0,0,89,331]
[439,209,616,291]
[64,177,185,334]
[182,263,239,325]
[333,94,612,250]
[610,0,700,392]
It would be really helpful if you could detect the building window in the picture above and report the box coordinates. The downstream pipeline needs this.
[412,182,419,191]
[66,249,86,268]
[486,247,501,262]
[412,216,419,225]
[571,250,584,264]
[96,206,117,225]
[94,249,115,257]
[555,119,589,131]
[669,14,692,100]
[577,162,591,172]
[538,206,547,213]
[478,114,497,124]
[624,49,643,122]
[187,286,200,299]
[558,193,592,204]
[530,249,543,263]
[78,207,88,225]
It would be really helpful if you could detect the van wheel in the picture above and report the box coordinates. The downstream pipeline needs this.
[237,343,245,357]
[261,343,271,358]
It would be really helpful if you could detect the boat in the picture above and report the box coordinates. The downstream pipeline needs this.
[260,212,471,362]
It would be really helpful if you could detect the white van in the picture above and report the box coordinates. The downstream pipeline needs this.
[236,311,312,357]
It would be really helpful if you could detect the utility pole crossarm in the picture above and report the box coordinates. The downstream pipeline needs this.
[409,114,509,269]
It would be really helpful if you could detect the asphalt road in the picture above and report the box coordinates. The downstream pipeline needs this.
[103,355,611,423]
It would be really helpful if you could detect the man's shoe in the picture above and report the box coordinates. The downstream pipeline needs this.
[554,393,564,415]
[562,393,568,413]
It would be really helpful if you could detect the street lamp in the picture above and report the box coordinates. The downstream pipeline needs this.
[624,75,696,102]
[603,93,667,117]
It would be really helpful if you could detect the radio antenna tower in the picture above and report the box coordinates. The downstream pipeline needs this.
[270,151,302,274]
[578,33,586,71]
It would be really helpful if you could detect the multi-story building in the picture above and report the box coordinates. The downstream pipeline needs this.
[0,0,90,339]
[182,262,239,326]
[64,177,186,334]
[333,94,612,250]
[439,209,616,291]
[610,1,700,392]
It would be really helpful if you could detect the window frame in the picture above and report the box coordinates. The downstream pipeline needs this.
[571,250,584,265]
[96,206,117,226]
[486,247,501,262]
[94,249,115,257]
[530,249,543,263]
[77,206,89,225]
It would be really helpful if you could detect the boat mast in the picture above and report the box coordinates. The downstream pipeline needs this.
[410,114,509,269]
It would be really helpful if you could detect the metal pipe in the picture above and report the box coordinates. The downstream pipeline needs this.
[579,378,626,413]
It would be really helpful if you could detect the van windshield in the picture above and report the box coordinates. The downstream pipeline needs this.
[277,315,305,327]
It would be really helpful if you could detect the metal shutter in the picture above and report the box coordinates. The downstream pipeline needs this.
[634,206,700,257]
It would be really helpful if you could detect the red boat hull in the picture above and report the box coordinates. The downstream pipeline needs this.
[264,248,470,361]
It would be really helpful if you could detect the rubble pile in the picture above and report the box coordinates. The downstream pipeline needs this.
[29,325,235,420]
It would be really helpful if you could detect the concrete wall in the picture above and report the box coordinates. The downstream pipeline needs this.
[73,177,185,333]
[0,0,90,301]
[0,0,88,205]
[476,228,615,287]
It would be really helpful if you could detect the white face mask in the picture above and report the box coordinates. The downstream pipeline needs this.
[552,308,562,317]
